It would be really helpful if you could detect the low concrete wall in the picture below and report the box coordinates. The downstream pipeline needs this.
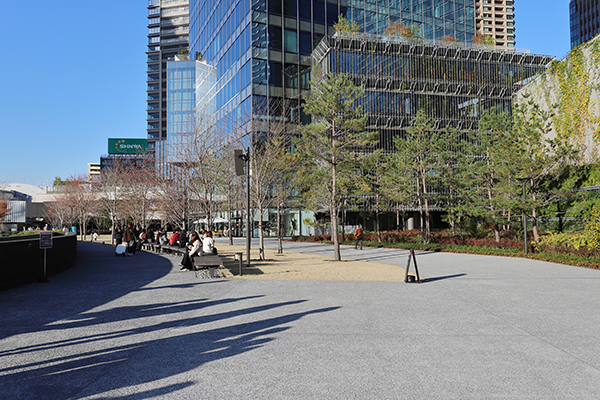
[0,233,77,290]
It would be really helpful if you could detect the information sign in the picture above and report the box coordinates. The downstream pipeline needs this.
[40,231,53,249]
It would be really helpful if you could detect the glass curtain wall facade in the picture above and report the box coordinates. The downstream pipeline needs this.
[147,0,190,170]
[570,0,600,48]
[312,33,553,152]
[164,60,217,168]
[189,0,476,130]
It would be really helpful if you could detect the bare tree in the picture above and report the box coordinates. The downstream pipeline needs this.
[120,159,158,230]
[157,173,195,232]
[249,124,286,259]
[44,196,71,231]
[95,161,128,244]
[62,174,99,240]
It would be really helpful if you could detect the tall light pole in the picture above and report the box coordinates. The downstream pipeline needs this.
[235,148,251,267]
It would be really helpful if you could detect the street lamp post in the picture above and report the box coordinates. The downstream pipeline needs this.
[235,148,251,267]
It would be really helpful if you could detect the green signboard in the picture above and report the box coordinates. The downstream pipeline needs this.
[108,139,148,154]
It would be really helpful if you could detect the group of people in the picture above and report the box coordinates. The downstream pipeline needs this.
[179,230,216,271]
[113,224,216,263]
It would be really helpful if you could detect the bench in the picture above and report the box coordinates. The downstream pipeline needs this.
[192,254,223,279]
[154,244,187,255]
[142,244,223,278]
[141,242,162,252]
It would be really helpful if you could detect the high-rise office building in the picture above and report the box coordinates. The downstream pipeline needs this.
[146,0,190,165]
[163,60,216,167]
[474,0,515,48]
[570,0,600,48]
[189,0,476,125]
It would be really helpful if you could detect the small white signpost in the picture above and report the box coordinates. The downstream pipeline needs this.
[39,231,53,283]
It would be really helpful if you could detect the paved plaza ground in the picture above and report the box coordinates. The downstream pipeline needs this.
[1,238,600,399]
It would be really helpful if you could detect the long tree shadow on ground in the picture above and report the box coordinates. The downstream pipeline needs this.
[0,297,339,400]
[0,242,341,400]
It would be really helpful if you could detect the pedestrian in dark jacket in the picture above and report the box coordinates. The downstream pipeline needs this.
[123,223,136,256]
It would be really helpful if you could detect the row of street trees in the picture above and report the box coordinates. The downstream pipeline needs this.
[44,68,585,261]
[294,73,581,258]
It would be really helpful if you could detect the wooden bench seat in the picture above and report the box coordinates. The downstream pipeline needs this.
[192,254,223,279]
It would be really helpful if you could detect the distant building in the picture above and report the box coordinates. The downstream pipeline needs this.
[570,0,600,48]
[314,33,552,152]
[100,154,155,174]
[0,183,47,230]
[474,0,516,48]
[87,163,101,181]
[312,33,552,227]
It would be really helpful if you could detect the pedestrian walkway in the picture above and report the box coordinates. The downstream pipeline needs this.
[1,240,600,399]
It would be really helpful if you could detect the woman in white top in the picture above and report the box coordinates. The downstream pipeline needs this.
[202,231,215,254]
[180,232,201,271]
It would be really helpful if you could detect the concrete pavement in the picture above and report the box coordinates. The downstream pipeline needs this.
[1,239,600,399]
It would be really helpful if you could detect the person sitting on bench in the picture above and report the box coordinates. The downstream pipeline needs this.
[202,231,216,255]
[180,232,201,271]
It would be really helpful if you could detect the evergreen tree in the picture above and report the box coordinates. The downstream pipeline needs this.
[356,149,387,242]
[472,110,517,242]
[391,110,443,244]
[511,98,578,241]
[295,73,376,260]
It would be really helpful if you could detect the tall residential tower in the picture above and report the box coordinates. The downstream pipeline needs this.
[474,0,515,48]
[146,0,189,164]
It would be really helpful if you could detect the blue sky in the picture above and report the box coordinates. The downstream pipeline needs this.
[0,1,571,187]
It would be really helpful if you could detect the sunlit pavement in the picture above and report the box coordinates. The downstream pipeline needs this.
[1,240,600,399]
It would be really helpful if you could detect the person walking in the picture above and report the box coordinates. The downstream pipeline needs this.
[123,223,136,256]
[354,224,363,250]
[114,225,123,245]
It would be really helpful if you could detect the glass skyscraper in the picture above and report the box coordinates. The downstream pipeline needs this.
[570,0,600,48]
[189,0,476,125]
[163,60,216,167]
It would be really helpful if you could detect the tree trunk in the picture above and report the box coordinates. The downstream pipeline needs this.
[449,186,455,235]
[110,215,115,245]
[532,206,539,241]
[258,207,265,260]
[418,198,425,243]
[376,194,381,242]
[227,188,233,246]
[341,198,346,244]
[557,202,563,233]
[493,223,501,242]
[277,201,283,253]
[331,120,341,261]
[421,173,431,244]
[531,179,539,241]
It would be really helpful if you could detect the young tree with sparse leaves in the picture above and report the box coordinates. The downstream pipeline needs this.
[511,98,578,241]
[391,110,443,244]
[296,73,376,260]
